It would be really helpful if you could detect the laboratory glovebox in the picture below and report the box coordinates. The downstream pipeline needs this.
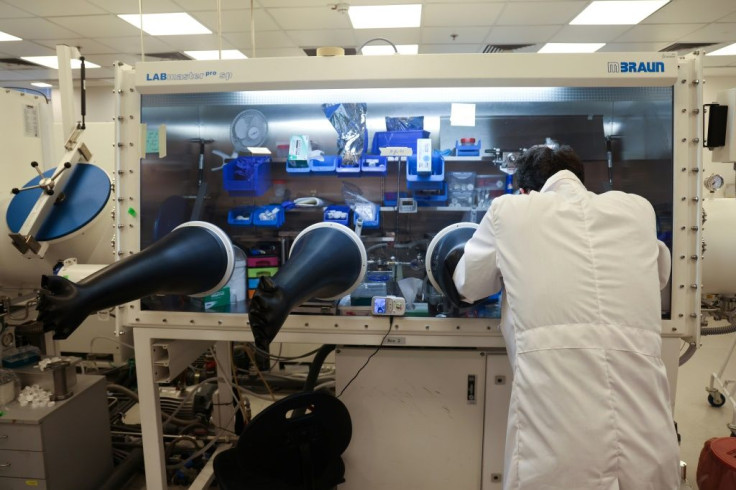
[112,52,704,490]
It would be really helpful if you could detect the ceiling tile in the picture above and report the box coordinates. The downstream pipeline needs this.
[174,0,264,10]
[48,15,143,38]
[0,18,84,39]
[496,1,588,25]
[486,25,562,44]
[224,30,297,49]
[423,3,504,27]
[420,43,484,54]
[287,30,357,48]
[102,36,177,55]
[248,47,306,57]
[645,0,736,24]
[0,2,34,18]
[703,54,736,66]
[677,23,736,43]
[597,42,670,52]
[550,25,633,43]
[158,34,236,51]
[86,0,184,14]
[32,38,120,55]
[267,7,352,30]
[190,9,280,32]
[719,11,736,22]
[0,40,55,57]
[2,0,107,16]
[355,29,421,45]
[421,27,491,44]
[613,23,707,43]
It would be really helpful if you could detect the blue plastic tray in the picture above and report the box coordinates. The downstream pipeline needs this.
[407,152,445,190]
[223,156,271,197]
[336,157,361,176]
[353,203,380,229]
[455,139,481,157]
[372,130,430,154]
[413,182,448,206]
[227,206,255,227]
[309,155,340,174]
[360,155,388,176]
[253,205,285,228]
[324,205,351,226]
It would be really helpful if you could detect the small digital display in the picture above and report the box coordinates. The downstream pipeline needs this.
[373,297,387,314]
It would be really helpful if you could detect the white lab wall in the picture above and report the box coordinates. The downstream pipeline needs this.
[51,84,115,124]
[702,76,736,198]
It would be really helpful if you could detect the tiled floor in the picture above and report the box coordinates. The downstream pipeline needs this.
[123,334,736,489]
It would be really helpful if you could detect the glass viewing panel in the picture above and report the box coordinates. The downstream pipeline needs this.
[139,85,673,319]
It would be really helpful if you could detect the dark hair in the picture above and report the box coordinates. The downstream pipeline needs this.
[515,145,585,192]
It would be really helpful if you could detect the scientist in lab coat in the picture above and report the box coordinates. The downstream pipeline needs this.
[453,145,680,490]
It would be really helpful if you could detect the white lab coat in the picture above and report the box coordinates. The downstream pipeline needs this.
[454,170,679,490]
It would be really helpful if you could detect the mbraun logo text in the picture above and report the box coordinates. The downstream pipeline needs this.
[607,61,665,73]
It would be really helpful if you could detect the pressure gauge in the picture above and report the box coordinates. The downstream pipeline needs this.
[704,174,724,193]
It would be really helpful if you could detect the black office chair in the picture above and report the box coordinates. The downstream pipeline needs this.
[213,391,352,490]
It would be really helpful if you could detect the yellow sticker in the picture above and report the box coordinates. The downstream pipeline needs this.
[25,481,39,487]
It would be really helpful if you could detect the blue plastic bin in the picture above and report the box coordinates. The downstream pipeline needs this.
[336,157,361,176]
[383,191,408,206]
[253,205,285,228]
[455,139,481,157]
[223,156,271,197]
[407,151,445,190]
[360,155,388,176]
[285,159,310,174]
[227,206,255,227]
[309,155,340,174]
[324,205,351,226]
[353,203,380,229]
[413,182,448,206]
[371,130,430,154]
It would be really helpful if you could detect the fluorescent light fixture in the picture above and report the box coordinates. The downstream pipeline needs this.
[0,30,21,42]
[31,82,53,88]
[570,1,669,25]
[538,43,605,53]
[118,13,211,36]
[707,43,736,56]
[184,50,247,60]
[348,4,422,29]
[21,56,101,69]
[361,44,419,56]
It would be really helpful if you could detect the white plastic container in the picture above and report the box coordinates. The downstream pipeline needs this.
[228,246,247,304]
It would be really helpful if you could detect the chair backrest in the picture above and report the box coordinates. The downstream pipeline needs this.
[236,391,352,484]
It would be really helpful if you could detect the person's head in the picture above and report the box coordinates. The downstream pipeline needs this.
[515,145,584,193]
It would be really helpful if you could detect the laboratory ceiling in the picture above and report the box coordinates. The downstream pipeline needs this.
[0,0,735,86]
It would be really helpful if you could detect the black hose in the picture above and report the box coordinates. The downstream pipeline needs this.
[702,324,736,336]
[304,345,336,392]
[98,447,144,490]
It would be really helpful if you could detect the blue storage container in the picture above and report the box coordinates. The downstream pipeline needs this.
[227,206,255,227]
[383,191,408,206]
[371,130,430,154]
[323,205,351,226]
[223,156,271,197]
[336,157,361,176]
[309,155,340,174]
[353,203,380,229]
[407,151,445,190]
[455,139,481,157]
[413,182,448,206]
[285,159,310,174]
[360,155,388,176]
[253,205,285,228]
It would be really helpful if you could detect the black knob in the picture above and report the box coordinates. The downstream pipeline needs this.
[11,188,19,194]
[31,161,39,167]
[46,189,54,196]
[63,162,71,168]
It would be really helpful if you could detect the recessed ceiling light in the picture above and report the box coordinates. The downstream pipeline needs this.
[21,57,101,69]
[348,4,422,29]
[538,43,606,53]
[118,13,211,36]
[0,30,21,42]
[570,1,669,25]
[184,50,248,60]
[707,43,736,56]
[361,44,419,56]
[31,82,53,88]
